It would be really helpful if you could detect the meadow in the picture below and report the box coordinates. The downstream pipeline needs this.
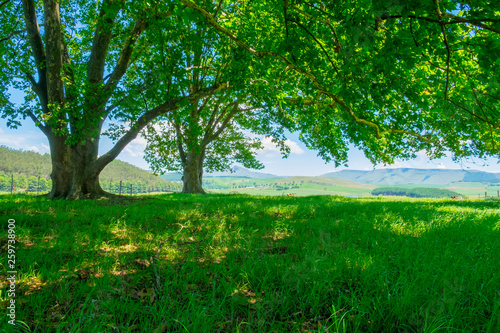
[0,194,499,332]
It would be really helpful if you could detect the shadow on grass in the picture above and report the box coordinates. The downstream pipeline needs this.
[1,194,498,332]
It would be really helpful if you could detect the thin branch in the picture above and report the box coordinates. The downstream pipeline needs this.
[103,18,148,94]
[203,103,241,146]
[434,1,451,100]
[214,0,224,19]
[21,0,47,101]
[381,14,500,34]
[447,99,494,126]
[205,97,223,134]
[24,72,40,95]
[93,83,230,176]
[410,18,419,48]
[288,17,339,74]
[0,0,10,9]
[26,110,49,133]
[444,15,500,34]
[0,24,44,43]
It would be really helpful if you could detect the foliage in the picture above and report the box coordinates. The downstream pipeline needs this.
[1,194,499,332]
[0,0,230,198]
[372,186,460,198]
[183,0,500,166]
[137,15,289,192]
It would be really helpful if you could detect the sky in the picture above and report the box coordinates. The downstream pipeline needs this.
[1,117,500,176]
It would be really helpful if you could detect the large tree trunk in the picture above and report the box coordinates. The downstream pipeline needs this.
[47,131,107,199]
[67,134,106,199]
[182,152,205,194]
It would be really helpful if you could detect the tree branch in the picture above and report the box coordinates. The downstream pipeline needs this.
[444,15,500,34]
[287,17,339,74]
[203,103,240,146]
[103,18,148,94]
[93,100,183,176]
[25,110,51,136]
[0,0,10,9]
[21,0,48,106]
[43,0,64,104]
[0,24,45,43]
[434,1,451,101]
[447,99,496,127]
[93,83,230,176]
[181,0,440,144]
[87,0,121,84]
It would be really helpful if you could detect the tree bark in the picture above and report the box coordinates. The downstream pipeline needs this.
[47,130,106,199]
[47,133,71,199]
[182,152,205,194]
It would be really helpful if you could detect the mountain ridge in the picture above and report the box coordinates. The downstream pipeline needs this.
[321,168,500,185]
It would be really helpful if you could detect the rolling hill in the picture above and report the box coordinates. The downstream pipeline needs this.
[160,165,282,181]
[0,146,180,191]
[321,168,500,185]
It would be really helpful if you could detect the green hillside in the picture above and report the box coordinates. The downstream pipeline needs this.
[0,146,180,193]
[322,168,500,185]
[207,176,376,197]
[161,165,282,182]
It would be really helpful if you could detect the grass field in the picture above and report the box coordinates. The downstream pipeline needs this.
[203,176,500,198]
[0,194,499,332]
[206,176,376,197]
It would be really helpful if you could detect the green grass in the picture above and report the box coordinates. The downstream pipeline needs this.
[444,183,500,198]
[206,176,375,197]
[1,194,499,332]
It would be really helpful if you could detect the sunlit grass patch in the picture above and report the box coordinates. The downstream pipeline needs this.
[0,194,499,332]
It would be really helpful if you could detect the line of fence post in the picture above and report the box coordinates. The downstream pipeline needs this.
[478,191,500,199]
[119,180,122,195]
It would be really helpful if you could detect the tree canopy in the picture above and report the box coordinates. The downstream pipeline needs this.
[0,0,227,198]
[138,19,289,193]
[182,0,500,165]
[1,0,499,198]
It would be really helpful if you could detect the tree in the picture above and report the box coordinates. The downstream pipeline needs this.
[0,0,227,199]
[181,0,500,166]
[137,18,287,193]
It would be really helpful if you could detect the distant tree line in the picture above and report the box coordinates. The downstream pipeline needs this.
[0,172,179,194]
[0,172,52,193]
[372,187,460,198]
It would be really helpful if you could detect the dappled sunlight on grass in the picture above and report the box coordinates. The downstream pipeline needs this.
[0,194,499,332]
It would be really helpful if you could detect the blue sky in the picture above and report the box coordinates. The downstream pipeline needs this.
[1,117,499,176]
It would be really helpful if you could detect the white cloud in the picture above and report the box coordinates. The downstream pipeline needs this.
[260,137,304,156]
[123,135,147,158]
[0,127,51,154]
[41,143,50,153]
[26,145,39,152]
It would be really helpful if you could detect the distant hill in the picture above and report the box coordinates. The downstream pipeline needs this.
[161,166,281,182]
[322,168,500,185]
[207,166,280,179]
[274,176,375,189]
[0,146,180,192]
